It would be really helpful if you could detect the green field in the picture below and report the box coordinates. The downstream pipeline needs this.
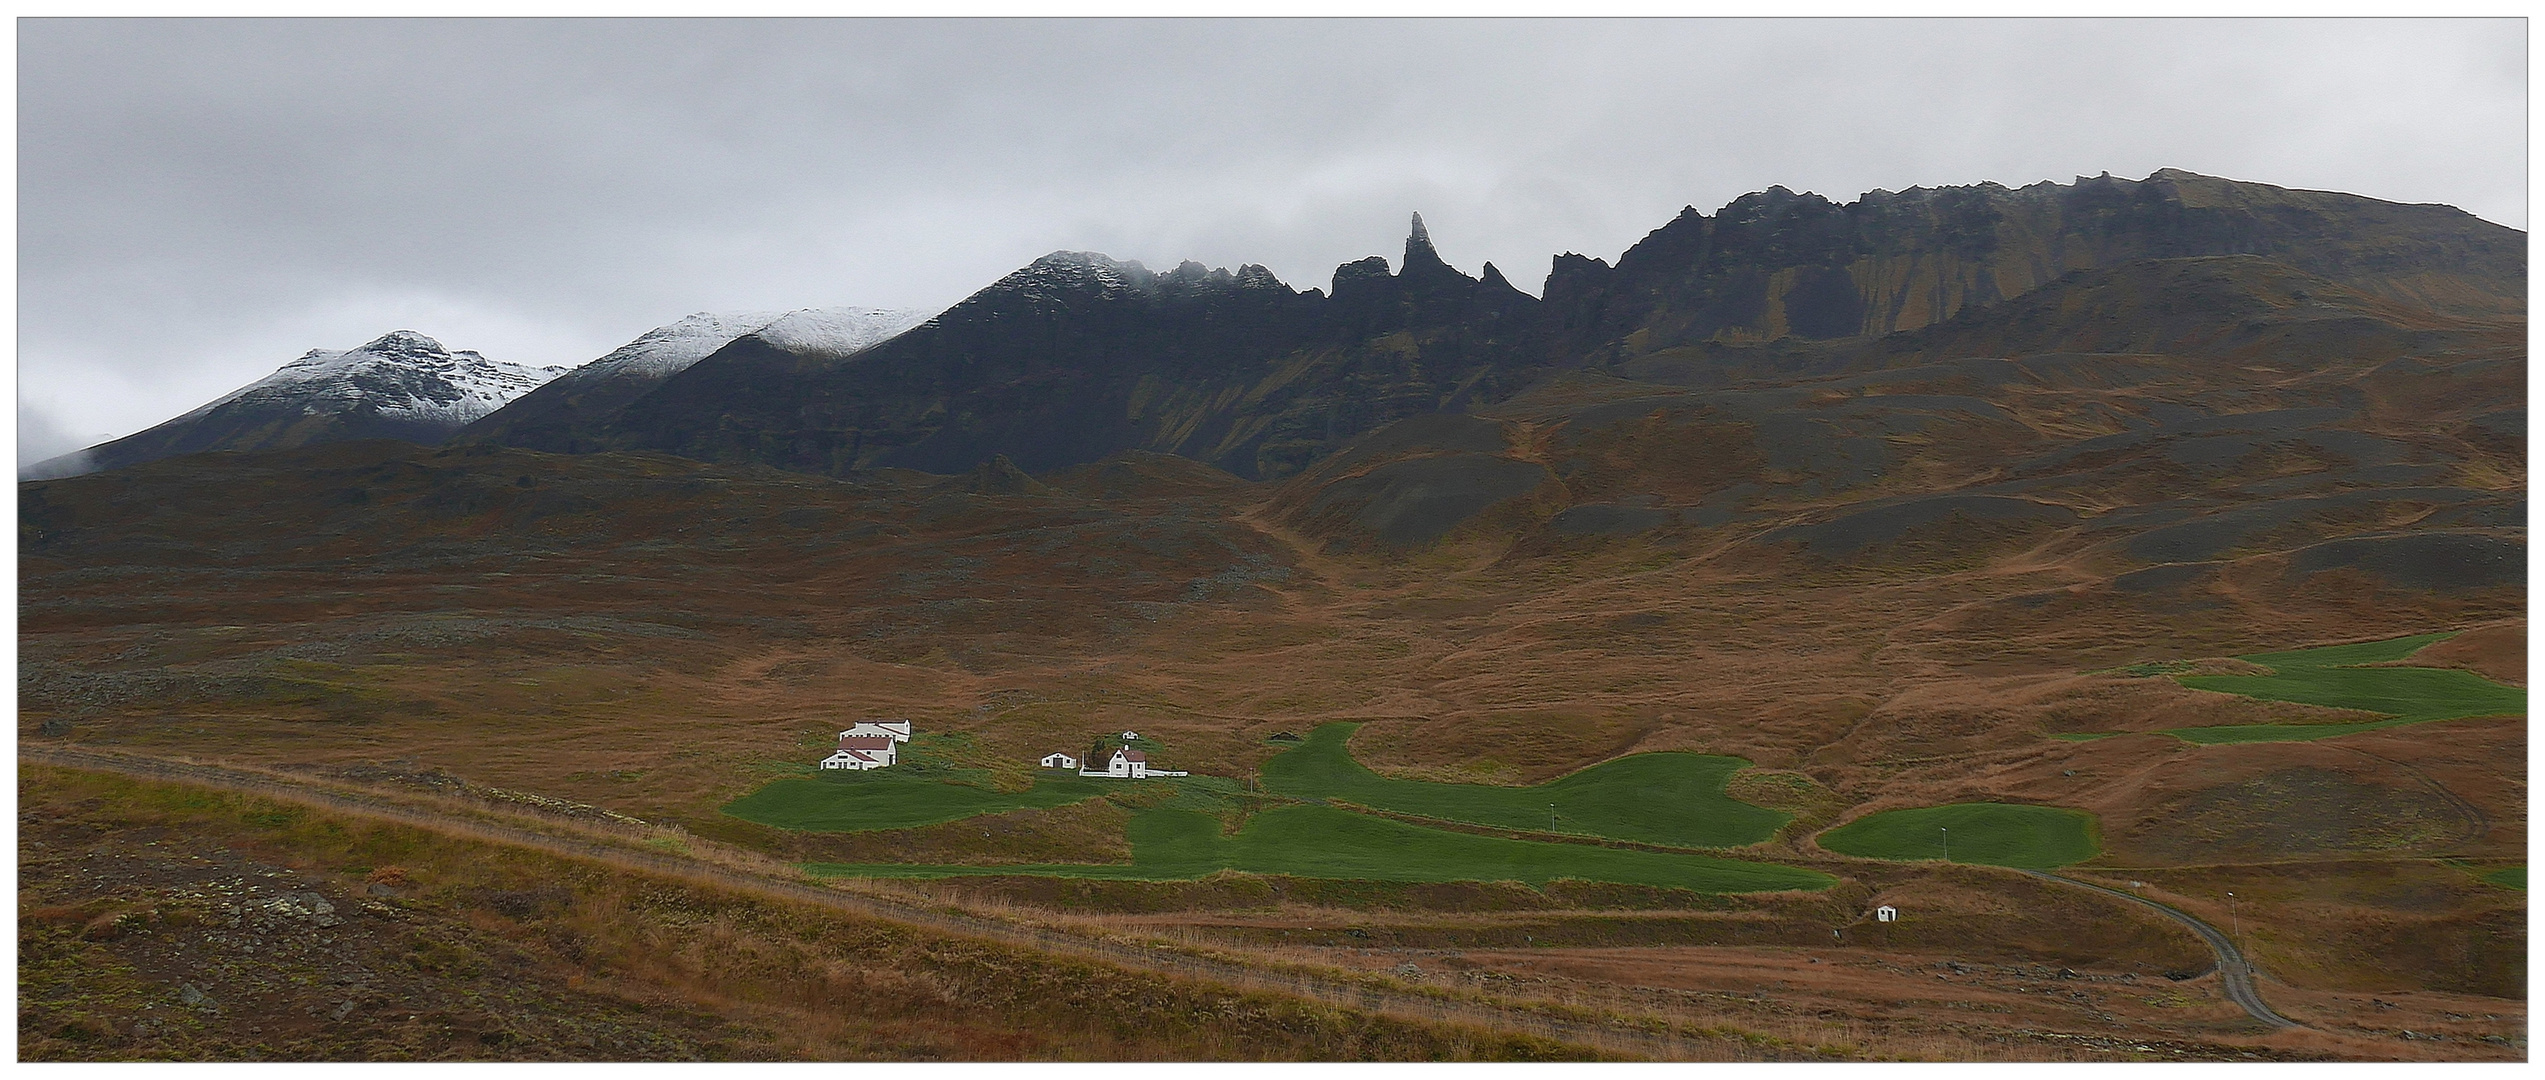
[2483,867,2525,890]
[1815,803,2100,869]
[722,769,1115,832]
[732,726,1828,892]
[1257,723,1788,848]
[2165,632,2526,744]
[810,804,1834,893]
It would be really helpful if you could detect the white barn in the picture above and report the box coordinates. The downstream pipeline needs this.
[1040,752,1080,770]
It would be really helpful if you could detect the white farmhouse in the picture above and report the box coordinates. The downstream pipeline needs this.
[839,719,913,743]
[821,734,900,771]
[1081,746,1186,779]
[1040,752,1080,770]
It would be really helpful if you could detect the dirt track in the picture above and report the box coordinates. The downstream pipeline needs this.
[2018,869,2300,1030]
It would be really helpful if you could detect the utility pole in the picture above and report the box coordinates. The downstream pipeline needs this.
[1550,804,1559,832]
[1940,826,1949,863]
[2227,891,2240,942]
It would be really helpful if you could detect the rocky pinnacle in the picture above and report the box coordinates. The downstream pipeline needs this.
[1401,211,1467,286]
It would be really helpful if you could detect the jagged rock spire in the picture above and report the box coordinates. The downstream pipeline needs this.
[1404,212,1443,270]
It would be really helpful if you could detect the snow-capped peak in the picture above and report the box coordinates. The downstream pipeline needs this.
[559,311,786,383]
[994,252,1162,301]
[561,306,934,384]
[185,330,564,428]
[977,252,1294,306]
[752,306,934,360]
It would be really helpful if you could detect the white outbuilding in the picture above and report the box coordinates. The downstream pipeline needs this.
[1080,745,1186,779]
[1875,905,1899,923]
[1040,752,1080,770]
[839,720,913,742]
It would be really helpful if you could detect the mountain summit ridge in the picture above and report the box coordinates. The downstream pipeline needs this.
[24,330,562,480]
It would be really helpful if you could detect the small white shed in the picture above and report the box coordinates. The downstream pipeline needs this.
[1040,752,1079,770]
[1875,905,1899,923]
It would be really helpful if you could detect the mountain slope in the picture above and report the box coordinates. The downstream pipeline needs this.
[1545,168,2523,359]
[24,331,561,479]
[1267,250,2523,620]
[462,307,930,454]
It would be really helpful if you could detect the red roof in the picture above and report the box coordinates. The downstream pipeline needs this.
[839,735,895,749]
[1119,748,1147,763]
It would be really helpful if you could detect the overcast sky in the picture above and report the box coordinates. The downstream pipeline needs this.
[16,17,2527,462]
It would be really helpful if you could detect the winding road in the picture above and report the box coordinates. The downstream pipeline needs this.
[2018,868,2303,1030]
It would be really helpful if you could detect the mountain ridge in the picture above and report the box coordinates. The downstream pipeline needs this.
[35,168,2523,487]
[538,168,2520,482]
[24,331,562,480]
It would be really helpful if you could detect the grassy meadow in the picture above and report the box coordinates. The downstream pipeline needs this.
[722,768,1116,832]
[1814,803,2100,869]
[732,724,1826,892]
[2165,632,2526,744]
[811,805,1834,893]
[1258,723,1787,848]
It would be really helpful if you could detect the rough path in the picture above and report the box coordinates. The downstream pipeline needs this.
[2018,869,2303,1030]
[20,744,1816,1062]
